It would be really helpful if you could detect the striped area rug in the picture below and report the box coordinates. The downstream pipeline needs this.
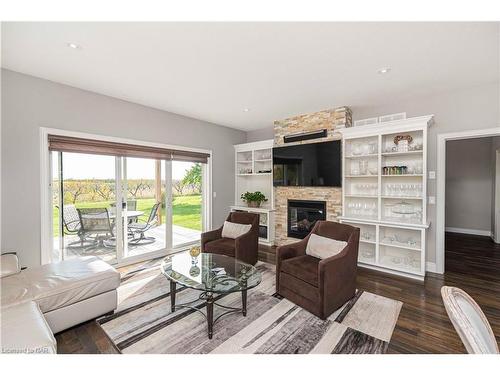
[97,260,402,354]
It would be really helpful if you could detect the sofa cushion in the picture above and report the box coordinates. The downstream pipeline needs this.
[280,255,319,287]
[0,301,56,354]
[1,256,120,313]
[1,253,21,278]
[221,221,251,239]
[204,238,236,257]
[305,233,347,260]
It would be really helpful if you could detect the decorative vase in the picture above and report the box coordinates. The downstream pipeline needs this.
[247,201,261,208]
[189,246,201,265]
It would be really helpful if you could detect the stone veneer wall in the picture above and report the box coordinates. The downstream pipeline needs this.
[274,106,352,146]
[275,187,342,245]
[273,106,351,245]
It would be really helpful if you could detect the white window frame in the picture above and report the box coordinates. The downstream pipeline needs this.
[40,127,212,265]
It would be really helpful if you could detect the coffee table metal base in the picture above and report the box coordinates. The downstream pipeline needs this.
[170,280,247,339]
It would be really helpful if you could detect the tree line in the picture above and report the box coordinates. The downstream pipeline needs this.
[54,163,202,204]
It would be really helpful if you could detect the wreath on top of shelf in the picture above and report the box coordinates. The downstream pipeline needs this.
[393,134,413,145]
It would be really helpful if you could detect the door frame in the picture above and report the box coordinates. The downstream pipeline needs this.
[494,150,500,243]
[40,127,212,265]
[436,126,500,274]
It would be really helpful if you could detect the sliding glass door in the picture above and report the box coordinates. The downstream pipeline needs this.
[50,149,206,265]
[122,157,168,258]
[52,151,118,263]
[171,161,202,247]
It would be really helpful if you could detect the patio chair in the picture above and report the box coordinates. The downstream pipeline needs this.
[128,202,161,245]
[57,204,96,248]
[77,207,115,249]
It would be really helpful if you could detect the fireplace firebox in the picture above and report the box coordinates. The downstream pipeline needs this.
[287,200,326,239]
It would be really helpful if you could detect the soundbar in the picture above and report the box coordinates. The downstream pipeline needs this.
[283,129,328,143]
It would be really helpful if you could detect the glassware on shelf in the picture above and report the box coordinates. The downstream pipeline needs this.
[383,201,423,223]
[361,231,375,241]
[381,233,419,248]
[390,256,403,265]
[347,201,377,218]
[351,143,362,156]
[354,183,377,196]
[358,160,368,175]
[361,248,375,259]
[407,238,418,247]
[403,256,420,269]
[384,183,422,197]
[368,142,377,155]
[382,165,409,175]
[391,201,416,215]
[350,162,360,175]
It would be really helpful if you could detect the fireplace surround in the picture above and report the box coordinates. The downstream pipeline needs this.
[287,200,326,239]
[273,106,350,245]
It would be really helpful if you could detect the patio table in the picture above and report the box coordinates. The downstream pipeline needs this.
[108,210,144,220]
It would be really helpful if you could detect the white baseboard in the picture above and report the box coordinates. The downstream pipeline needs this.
[426,262,438,273]
[445,226,492,237]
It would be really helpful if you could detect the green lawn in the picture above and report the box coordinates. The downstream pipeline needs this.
[53,194,201,236]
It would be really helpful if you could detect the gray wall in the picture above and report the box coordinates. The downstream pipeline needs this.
[445,137,495,233]
[246,82,500,265]
[246,127,274,142]
[1,69,246,267]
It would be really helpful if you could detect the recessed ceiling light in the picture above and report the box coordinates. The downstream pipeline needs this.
[67,42,81,50]
[378,67,391,74]
[243,108,250,112]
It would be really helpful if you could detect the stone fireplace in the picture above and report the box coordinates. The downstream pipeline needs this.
[273,106,351,245]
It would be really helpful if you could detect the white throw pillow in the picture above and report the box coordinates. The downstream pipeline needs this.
[305,233,347,260]
[222,221,252,239]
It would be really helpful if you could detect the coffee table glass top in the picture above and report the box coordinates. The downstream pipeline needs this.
[161,252,261,294]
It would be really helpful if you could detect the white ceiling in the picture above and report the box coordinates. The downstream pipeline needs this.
[2,22,499,131]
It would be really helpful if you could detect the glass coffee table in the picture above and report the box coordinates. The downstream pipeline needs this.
[161,252,262,339]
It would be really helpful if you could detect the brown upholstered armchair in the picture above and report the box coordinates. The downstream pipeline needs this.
[276,220,360,319]
[201,211,259,265]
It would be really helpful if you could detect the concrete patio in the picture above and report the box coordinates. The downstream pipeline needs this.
[54,224,201,263]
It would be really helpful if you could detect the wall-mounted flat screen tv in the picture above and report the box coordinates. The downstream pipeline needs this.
[273,140,341,187]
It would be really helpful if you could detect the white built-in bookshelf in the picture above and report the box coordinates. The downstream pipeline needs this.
[233,140,275,245]
[339,115,433,280]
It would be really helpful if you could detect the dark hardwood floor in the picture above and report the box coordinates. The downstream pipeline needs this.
[55,232,500,354]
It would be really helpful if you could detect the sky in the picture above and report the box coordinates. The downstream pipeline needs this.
[53,152,194,180]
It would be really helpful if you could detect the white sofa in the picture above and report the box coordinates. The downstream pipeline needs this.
[0,253,120,354]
